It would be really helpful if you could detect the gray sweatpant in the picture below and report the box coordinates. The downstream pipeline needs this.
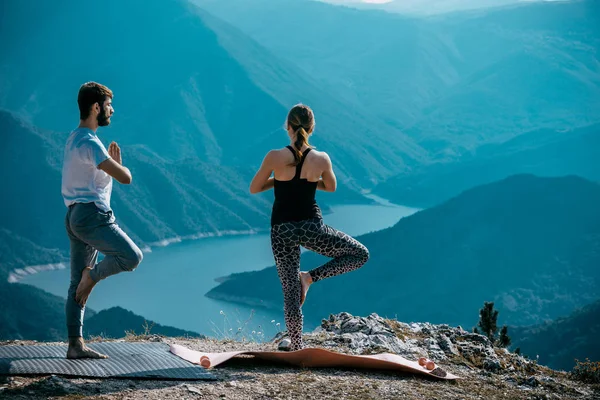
[65,202,143,337]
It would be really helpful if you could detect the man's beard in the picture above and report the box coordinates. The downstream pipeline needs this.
[97,107,110,127]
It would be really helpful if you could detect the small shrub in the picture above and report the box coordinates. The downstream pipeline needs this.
[478,301,498,340]
[497,325,511,348]
[571,359,600,384]
[142,320,154,336]
[475,301,512,347]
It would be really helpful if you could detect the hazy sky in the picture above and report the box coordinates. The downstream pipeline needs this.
[318,0,567,15]
[329,0,559,3]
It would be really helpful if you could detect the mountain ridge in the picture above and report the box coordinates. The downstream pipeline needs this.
[207,174,600,329]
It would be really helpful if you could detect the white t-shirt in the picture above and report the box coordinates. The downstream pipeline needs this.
[61,127,113,212]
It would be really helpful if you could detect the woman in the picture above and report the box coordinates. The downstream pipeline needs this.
[250,104,370,351]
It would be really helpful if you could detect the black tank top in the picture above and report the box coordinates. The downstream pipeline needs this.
[271,146,322,226]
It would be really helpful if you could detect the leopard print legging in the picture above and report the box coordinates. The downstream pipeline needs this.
[270,217,370,351]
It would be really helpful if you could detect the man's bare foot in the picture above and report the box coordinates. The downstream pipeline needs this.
[75,267,97,306]
[66,337,108,359]
[300,272,313,306]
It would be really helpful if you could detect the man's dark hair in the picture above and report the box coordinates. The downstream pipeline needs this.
[78,82,113,119]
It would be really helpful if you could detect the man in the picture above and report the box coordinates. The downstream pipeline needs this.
[61,82,143,359]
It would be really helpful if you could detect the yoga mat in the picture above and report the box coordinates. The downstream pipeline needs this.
[170,344,459,380]
[0,342,215,380]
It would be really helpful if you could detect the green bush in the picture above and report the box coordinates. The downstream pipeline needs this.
[478,302,498,340]
[571,359,600,384]
[497,325,511,348]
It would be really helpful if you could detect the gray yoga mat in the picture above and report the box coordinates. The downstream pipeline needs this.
[0,342,215,380]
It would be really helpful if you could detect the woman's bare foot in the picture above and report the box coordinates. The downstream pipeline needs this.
[300,272,313,306]
[66,337,108,359]
[75,267,97,306]
[278,338,291,351]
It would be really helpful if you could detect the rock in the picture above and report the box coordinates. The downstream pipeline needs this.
[46,375,72,388]
[461,332,492,346]
[337,312,352,320]
[331,314,395,337]
[340,317,364,333]
[539,376,555,384]
[313,312,514,367]
[518,385,533,391]
[316,313,418,357]
[424,338,446,361]
[505,377,518,386]
[483,357,502,372]
[310,312,563,382]
[437,334,459,356]
[149,334,163,342]
[525,376,540,387]
[186,385,202,395]
[410,323,423,334]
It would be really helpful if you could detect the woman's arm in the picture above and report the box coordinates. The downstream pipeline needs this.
[250,151,276,194]
[317,153,337,192]
[260,177,275,192]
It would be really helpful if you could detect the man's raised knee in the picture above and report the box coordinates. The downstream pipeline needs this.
[121,246,143,271]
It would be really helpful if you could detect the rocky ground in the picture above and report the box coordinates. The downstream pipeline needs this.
[1,312,598,399]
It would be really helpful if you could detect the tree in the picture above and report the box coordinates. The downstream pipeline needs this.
[478,301,499,340]
[497,325,511,348]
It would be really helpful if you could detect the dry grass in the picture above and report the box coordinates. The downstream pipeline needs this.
[385,319,428,341]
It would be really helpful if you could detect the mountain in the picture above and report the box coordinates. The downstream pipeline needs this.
[0,279,81,341]
[83,307,202,339]
[207,175,600,328]
[0,0,430,270]
[191,0,600,273]
[195,0,600,157]
[511,300,600,371]
[404,0,600,155]
[0,278,201,341]
[0,109,271,258]
[0,229,67,280]
[0,0,423,343]
[0,236,201,342]
[0,0,426,185]
[373,122,600,207]
[0,108,265,342]
[194,0,456,125]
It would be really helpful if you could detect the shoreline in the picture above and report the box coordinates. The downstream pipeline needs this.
[8,198,412,285]
[7,227,269,284]
[205,291,280,312]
